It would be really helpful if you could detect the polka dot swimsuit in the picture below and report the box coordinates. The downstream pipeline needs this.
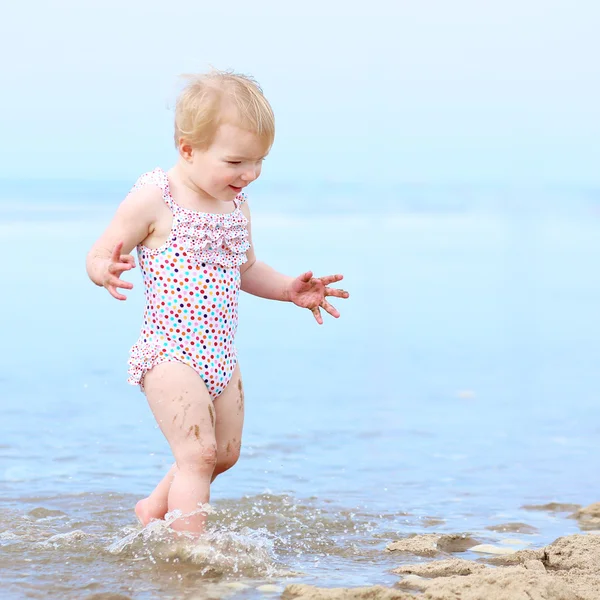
[127,168,250,398]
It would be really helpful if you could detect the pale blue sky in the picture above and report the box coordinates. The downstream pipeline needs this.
[1,0,598,184]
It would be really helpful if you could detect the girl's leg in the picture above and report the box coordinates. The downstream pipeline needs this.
[142,361,217,534]
[135,364,245,526]
[135,463,177,525]
[212,364,245,480]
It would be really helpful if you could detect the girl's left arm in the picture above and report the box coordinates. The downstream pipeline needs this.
[239,201,294,301]
[239,201,349,324]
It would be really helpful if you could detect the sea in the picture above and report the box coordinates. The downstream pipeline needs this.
[1,177,599,598]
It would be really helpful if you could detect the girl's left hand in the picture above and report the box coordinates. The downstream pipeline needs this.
[288,272,349,324]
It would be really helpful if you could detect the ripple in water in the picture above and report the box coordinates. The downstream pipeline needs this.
[3,490,557,598]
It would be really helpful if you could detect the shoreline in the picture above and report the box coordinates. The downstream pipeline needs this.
[282,502,600,600]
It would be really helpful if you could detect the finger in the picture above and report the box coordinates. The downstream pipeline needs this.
[108,261,134,275]
[111,241,124,262]
[319,274,344,285]
[110,275,133,290]
[299,271,313,283]
[324,287,350,299]
[107,285,127,301]
[321,300,340,319]
[311,306,323,325]
[120,254,136,267]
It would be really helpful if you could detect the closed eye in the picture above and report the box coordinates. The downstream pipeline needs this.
[226,161,242,165]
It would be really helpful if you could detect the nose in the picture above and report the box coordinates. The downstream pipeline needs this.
[241,164,260,182]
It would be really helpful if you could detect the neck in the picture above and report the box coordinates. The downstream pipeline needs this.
[170,160,213,201]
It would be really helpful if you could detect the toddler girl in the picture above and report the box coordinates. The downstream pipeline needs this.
[86,71,348,534]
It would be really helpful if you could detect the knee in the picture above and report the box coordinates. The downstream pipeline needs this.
[176,443,218,475]
[215,443,241,476]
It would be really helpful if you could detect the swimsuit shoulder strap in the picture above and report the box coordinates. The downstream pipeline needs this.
[233,192,248,209]
[129,168,176,212]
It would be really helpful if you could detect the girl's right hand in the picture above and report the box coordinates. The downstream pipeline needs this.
[103,241,136,301]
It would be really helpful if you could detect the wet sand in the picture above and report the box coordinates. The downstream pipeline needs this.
[282,502,600,600]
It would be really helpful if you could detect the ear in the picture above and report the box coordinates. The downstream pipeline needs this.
[178,139,194,162]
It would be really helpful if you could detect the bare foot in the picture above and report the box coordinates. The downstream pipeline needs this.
[135,498,164,527]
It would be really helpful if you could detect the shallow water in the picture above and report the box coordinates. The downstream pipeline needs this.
[1,183,599,598]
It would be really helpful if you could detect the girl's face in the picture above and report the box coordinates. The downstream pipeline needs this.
[183,123,269,202]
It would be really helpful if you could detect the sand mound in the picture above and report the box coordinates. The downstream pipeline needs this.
[486,522,539,534]
[385,533,480,557]
[284,533,600,600]
[398,566,577,600]
[572,502,600,531]
[282,585,413,600]
[394,558,486,578]
[522,503,581,513]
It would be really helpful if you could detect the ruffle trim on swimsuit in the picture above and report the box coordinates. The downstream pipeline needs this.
[127,340,175,387]
[173,208,250,269]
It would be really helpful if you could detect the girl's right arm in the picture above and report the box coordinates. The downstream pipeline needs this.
[86,185,163,300]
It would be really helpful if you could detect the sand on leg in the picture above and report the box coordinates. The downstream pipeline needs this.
[141,361,217,533]
[211,364,245,482]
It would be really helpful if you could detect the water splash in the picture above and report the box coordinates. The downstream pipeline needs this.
[107,506,285,578]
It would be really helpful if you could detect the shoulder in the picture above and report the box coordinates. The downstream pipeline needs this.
[130,168,167,190]
[118,170,167,217]
[128,169,168,202]
[128,168,168,200]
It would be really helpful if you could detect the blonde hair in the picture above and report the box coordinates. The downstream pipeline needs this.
[174,70,275,151]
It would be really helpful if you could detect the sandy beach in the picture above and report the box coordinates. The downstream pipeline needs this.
[282,502,600,600]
